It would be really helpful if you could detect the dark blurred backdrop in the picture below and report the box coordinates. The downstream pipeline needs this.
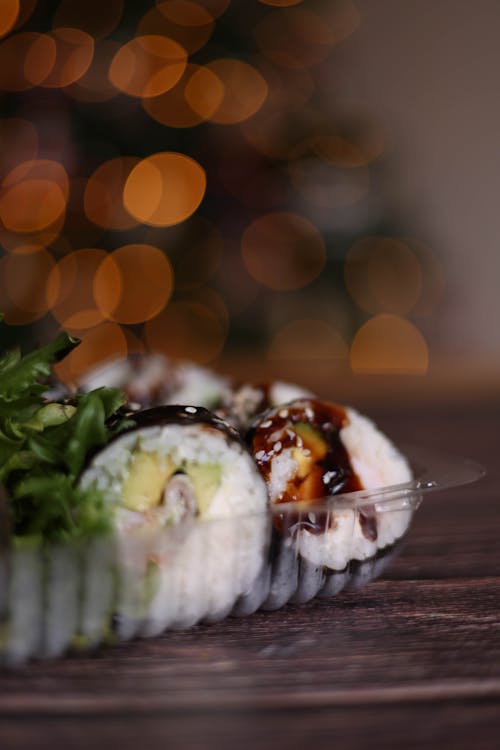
[0,0,497,399]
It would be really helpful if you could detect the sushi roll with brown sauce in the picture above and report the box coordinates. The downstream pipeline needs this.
[247,398,414,608]
[79,405,269,637]
[78,353,231,410]
[216,380,314,431]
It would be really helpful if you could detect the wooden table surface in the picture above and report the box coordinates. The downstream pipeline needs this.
[0,402,499,749]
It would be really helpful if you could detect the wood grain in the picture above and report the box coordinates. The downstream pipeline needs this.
[0,404,499,749]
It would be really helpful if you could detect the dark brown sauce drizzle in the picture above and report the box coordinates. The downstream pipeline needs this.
[249,399,377,541]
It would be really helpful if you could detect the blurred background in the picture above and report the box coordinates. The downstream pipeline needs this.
[0,0,498,403]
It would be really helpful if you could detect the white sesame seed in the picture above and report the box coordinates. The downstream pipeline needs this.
[185,406,197,413]
[273,441,282,452]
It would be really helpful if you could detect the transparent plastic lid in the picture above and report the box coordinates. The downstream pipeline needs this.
[0,446,485,665]
[281,443,486,515]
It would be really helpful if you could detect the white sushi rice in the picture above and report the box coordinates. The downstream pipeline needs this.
[269,406,414,570]
[80,419,269,633]
[269,381,315,406]
[168,364,231,410]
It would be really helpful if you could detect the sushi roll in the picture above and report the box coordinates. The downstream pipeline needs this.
[79,353,231,410]
[216,380,314,431]
[247,398,413,608]
[79,405,270,637]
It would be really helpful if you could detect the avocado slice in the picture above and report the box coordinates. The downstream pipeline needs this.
[292,422,327,477]
[294,423,328,460]
[184,462,222,516]
[121,452,174,512]
[120,447,222,518]
[290,423,328,501]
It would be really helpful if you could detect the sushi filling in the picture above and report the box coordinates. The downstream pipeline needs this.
[250,399,363,508]
[80,409,269,535]
[82,438,227,531]
[249,398,414,567]
[119,445,222,523]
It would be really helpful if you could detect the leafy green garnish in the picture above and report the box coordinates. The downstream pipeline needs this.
[0,332,78,404]
[0,331,130,541]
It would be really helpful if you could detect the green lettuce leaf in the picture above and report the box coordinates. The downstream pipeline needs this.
[0,328,130,541]
[0,332,79,404]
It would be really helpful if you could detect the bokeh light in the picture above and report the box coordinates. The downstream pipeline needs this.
[345,236,423,314]
[194,59,268,124]
[47,249,109,330]
[0,179,65,233]
[0,159,68,234]
[0,33,56,91]
[0,213,66,255]
[3,159,69,201]
[0,159,69,239]
[35,28,94,89]
[123,152,206,226]
[268,318,348,361]
[0,246,56,324]
[84,157,141,230]
[241,211,326,290]
[407,239,446,317]
[93,243,173,324]
[350,314,429,374]
[108,35,187,98]
[145,301,227,363]
[0,0,20,39]
[0,0,441,381]
[138,1,215,56]
[143,63,224,128]
[65,39,121,103]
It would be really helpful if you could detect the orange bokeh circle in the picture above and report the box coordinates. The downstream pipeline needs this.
[94,244,173,324]
[123,152,206,226]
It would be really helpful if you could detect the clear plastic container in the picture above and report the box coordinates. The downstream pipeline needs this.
[0,446,484,665]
